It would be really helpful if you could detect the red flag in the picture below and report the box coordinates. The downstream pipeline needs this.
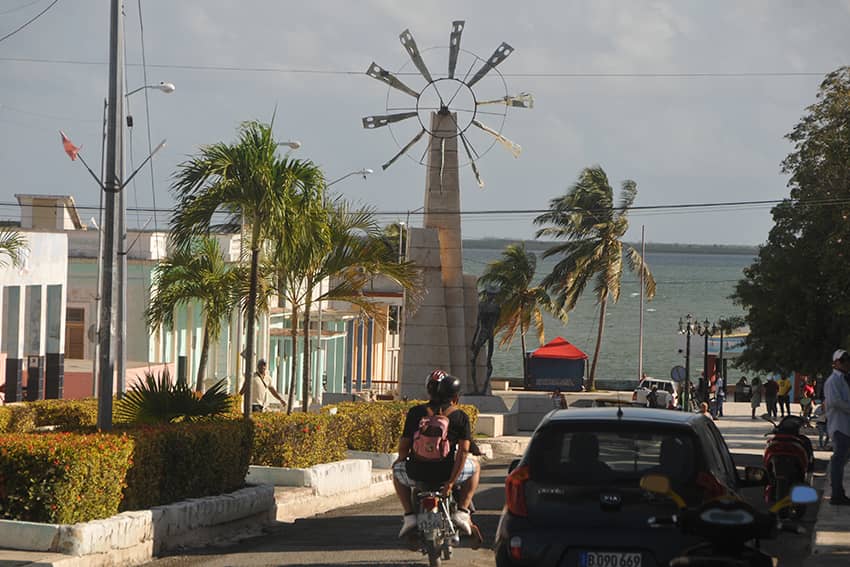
[59,131,80,161]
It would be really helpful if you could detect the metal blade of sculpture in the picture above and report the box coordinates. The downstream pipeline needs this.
[361,20,532,187]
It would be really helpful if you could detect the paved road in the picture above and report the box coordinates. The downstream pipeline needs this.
[147,411,825,566]
[146,456,512,567]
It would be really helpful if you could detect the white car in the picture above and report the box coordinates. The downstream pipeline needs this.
[633,378,678,409]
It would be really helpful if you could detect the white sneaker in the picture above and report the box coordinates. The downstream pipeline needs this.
[452,509,472,535]
[399,513,417,538]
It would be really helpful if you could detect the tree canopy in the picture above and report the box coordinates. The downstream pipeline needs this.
[733,67,850,375]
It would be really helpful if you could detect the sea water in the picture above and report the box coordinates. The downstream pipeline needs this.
[463,246,754,386]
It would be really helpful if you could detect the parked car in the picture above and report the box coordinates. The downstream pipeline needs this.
[495,407,764,567]
[633,378,678,409]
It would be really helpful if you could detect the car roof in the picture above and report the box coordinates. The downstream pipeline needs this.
[542,407,703,427]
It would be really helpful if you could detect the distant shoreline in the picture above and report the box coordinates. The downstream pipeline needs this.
[464,238,758,256]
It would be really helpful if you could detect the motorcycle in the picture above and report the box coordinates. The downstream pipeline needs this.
[762,415,814,515]
[641,473,818,567]
[409,483,480,566]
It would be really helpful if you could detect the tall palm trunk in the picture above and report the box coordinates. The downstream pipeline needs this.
[301,276,314,413]
[286,305,299,414]
[196,324,211,392]
[243,244,260,417]
[587,294,608,391]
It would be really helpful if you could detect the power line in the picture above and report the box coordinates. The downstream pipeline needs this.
[1,195,849,217]
[0,56,830,79]
[0,1,47,17]
[0,0,60,44]
[137,0,160,236]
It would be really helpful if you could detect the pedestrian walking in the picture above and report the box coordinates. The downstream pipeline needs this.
[712,375,725,419]
[550,388,568,410]
[800,376,815,419]
[764,377,779,419]
[240,359,287,413]
[750,377,763,419]
[777,375,792,417]
[825,349,850,505]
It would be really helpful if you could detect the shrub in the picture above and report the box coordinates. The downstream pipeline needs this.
[251,412,346,469]
[0,405,36,433]
[0,432,133,523]
[121,418,252,510]
[114,370,231,424]
[29,399,99,428]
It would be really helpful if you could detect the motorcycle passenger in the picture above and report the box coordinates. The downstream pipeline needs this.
[392,369,480,538]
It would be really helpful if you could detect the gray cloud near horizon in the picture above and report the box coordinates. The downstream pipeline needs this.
[1,0,848,245]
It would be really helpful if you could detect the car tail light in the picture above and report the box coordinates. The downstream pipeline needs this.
[506,464,530,517]
[696,471,727,501]
[421,496,438,511]
[509,536,523,561]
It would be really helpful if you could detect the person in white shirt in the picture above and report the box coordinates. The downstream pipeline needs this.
[825,349,850,505]
[240,359,286,413]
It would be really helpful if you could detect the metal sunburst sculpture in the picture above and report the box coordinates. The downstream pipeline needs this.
[362,20,532,187]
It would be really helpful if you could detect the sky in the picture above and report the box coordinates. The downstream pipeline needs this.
[1,0,848,245]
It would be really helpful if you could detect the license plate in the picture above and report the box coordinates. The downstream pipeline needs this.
[579,551,642,567]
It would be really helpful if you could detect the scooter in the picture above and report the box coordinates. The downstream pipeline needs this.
[762,415,814,515]
[409,483,481,567]
[641,473,818,567]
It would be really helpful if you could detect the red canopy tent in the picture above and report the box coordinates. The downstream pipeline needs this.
[530,337,588,360]
[526,337,588,391]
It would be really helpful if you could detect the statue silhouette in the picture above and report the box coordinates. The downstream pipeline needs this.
[470,286,500,394]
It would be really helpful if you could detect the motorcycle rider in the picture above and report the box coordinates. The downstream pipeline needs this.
[392,369,480,538]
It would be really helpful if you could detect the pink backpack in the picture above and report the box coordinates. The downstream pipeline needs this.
[412,405,455,461]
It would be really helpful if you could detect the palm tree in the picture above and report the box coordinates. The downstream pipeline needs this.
[0,228,26,268]
[273,198,420,412]
[170,120,325,415]
[534,166,656,391]
[145,236,242,392]
[478,243,566,380]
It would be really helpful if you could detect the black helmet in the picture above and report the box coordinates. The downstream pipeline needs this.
[426,369,448,398]
[436,375,461,401]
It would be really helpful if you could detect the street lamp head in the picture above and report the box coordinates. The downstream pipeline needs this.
[277,140,301,150]
[157,82,176,94]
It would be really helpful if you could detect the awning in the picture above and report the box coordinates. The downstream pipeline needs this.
[530,336,588,360]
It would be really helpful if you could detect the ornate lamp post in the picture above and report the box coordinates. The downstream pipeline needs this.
[678,315,695,411]
[695,319,718,404]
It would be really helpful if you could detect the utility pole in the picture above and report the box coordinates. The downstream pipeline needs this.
[97,0,124,430]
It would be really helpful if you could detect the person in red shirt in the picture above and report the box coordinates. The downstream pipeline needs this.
[800,376,815,418]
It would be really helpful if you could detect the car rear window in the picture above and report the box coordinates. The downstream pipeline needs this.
[528,423,697,486]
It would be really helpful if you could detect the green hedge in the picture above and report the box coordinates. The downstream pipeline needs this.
[0,432,133,523]
[0,405,36,433]
[121,419,253,511]
[323,400,479,453]
[30,399,99,428]
[251,413,346,469]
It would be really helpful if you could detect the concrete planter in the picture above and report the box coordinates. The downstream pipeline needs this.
[247,459,372,496]
[0,484,274,560]
[345,450,398,469]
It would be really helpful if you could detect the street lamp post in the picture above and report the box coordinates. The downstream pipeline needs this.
[117,82,175,397]
[327,168,374,187]
[695,319,717,405]
[678,315,695,412]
